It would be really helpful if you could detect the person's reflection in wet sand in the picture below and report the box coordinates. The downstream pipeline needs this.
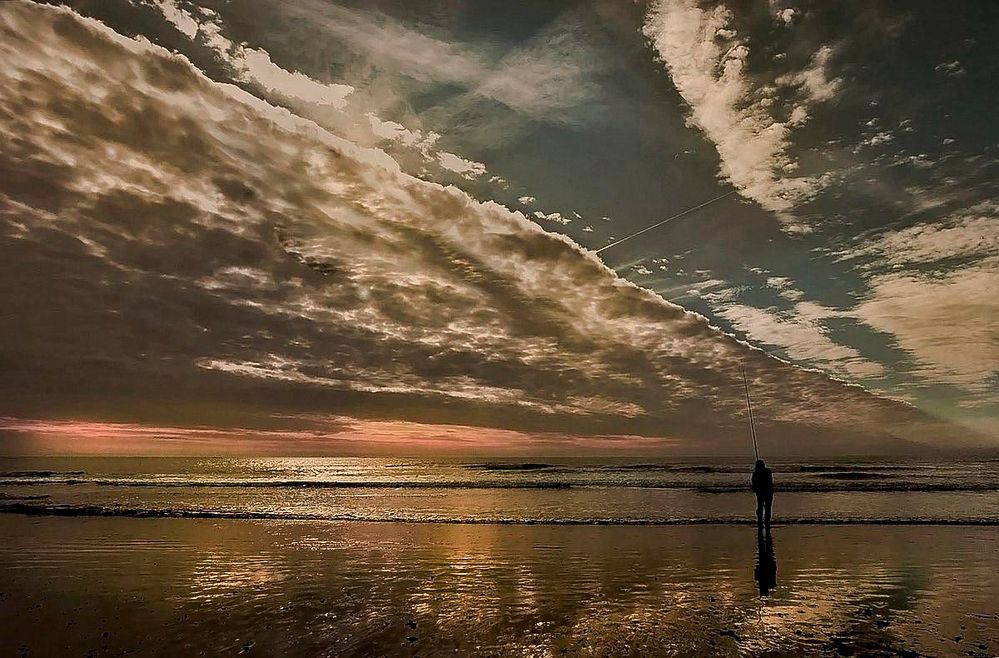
[755,527,777,597]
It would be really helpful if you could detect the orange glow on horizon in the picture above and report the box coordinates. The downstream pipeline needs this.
[0,416,681,456]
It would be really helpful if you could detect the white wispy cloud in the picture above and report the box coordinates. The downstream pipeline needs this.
[152,0,198,38]
[854,261,997,392]
[765,276,804,301]
[233,47,353,108]
[437,151,487,179]
[642,0,842,216]
[532,211,572,225]
[717,303,884,379]
[840,202,999,393]
[776,46,842,104]
[140,0,510,188]
[470,15,602,117]
[365,113,439,153]
[838,201,999,267]
[278,0,603,122]
[145,0,353,108]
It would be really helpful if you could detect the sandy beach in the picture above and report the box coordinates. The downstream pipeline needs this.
[2,515,997,657]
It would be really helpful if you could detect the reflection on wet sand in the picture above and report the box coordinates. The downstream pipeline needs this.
[1,517,997,656]
[755,527,777,597]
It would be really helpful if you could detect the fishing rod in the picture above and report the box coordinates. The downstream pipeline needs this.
[594,189,737,255]
[741,365,760,461]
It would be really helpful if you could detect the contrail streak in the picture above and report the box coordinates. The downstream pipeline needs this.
[594,190,737,254]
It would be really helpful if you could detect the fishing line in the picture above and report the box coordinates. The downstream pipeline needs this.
[742,365,760,461]
[594,189,737,254]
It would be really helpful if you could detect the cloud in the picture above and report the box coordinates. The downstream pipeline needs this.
[838,201,999,267]
[765,277,804,301]
[143,0,351,109]
[469,15,603,117]
[0,1,963,453]
[275,0,602,122]
[934,60,966,78]
[855,130,894,151]
[365,113,438,153]
[436,151,487,179]
[708,201,998,400]
[716,303,884,379]
[0,416,678,456]
[518,196,536,205]
[532,211,572,226]
[139,0,511,192]
[854,262,998,392]
[776,46,842,104]
[232,47,353,108]
[679,269,886,380]
[279,1,483,87]
[642,1,842,215]
[151,0,199,38]
[840,202,999,393]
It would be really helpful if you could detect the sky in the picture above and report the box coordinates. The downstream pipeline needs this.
[0,0,995,456]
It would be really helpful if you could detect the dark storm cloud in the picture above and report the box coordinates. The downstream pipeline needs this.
[0,1,973,453]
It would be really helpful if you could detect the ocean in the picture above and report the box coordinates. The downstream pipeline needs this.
[3,457,999,656]
[3,457,999,524]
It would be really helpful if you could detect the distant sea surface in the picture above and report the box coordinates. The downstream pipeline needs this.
[3,457,999,524]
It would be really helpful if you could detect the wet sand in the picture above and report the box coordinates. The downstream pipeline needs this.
[1,516,997,657]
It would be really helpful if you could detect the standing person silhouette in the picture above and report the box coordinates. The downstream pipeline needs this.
[751,459,774,527]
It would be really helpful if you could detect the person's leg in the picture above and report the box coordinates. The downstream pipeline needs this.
[756,496,764,526]
[764,494,773,527]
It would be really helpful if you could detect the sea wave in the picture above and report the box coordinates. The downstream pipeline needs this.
[464,463,557,471]
[0,477,999,497]
[812,472,887,480]
[1,476,996,493]
[0,471,84,477]
[693,483,999,493]
[796,465,911,473]
[0,502,996,525]
[0,478,576,490]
